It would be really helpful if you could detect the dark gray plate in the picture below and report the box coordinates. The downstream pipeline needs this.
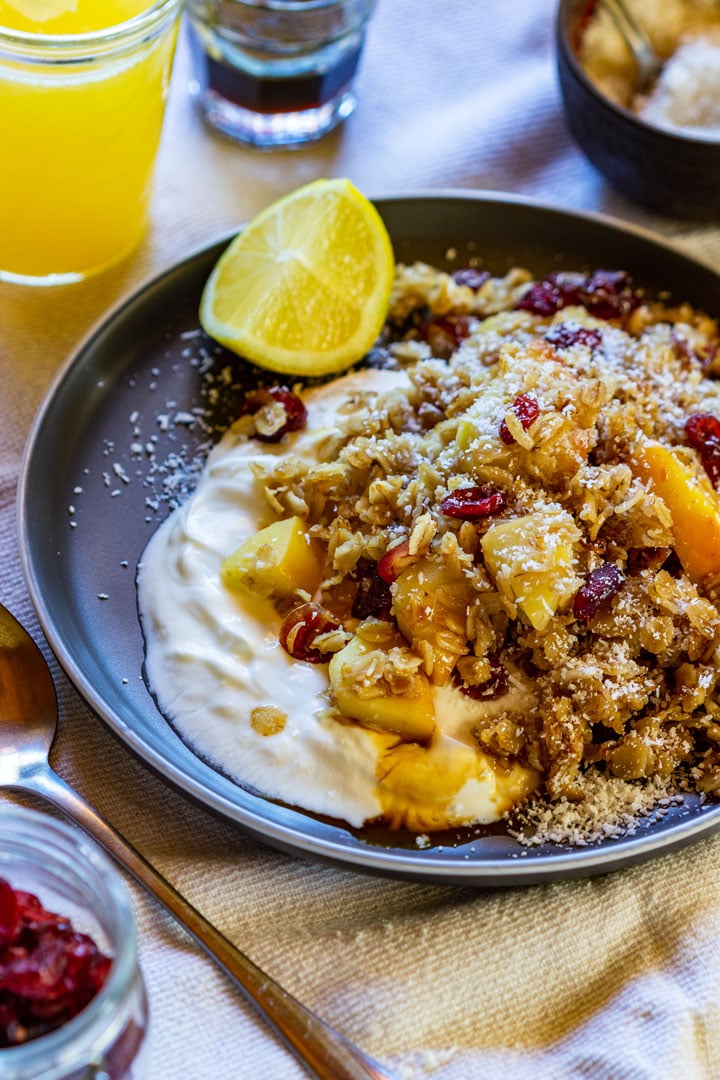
[18,191,720,886]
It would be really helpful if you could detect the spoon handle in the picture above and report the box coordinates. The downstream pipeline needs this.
[20,766,394,1080]
[598,0,660,89]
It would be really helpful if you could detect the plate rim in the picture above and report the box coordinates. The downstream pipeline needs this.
[17,187,720,884]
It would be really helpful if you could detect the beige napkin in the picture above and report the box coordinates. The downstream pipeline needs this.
[3,2,720,1077]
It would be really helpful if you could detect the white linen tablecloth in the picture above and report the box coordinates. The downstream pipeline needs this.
[3,3,720,1077]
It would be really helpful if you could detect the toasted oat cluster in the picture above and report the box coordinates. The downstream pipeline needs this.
[243,259,720,806]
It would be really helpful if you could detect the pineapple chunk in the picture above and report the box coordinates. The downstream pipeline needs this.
[328,633,435,742]
[631,440,720,583]
[392,558,475,685]
[221,516,324,600]
[456,415,479,452]
[481,509,581,631]
[376,735,540,831]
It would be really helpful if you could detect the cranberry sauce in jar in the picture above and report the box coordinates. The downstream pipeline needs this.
[0,805,148,1080]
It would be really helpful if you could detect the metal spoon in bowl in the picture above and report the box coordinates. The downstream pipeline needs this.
[0,602,394,1080]
[598,0,663,94]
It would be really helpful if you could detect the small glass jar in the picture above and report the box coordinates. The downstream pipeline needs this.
[187,0,378,147]
[0,804,148,1080]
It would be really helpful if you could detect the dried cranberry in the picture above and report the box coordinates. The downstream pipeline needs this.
[351,562,393,620]
[2,934,68,1001]
[454,655,509,700]
[518,269,640,321]
[240,386,307,443]
[516,271,584,316]
[551,271,587,305]
[685,412,720,488]
[439,485,507,519]
[0,880,111,1048]
[377,539,415,584]
[499,393,540,445]
[451,267,490,290]
[545,323,602,351]
[0,882,19,948]
[579,270,640,320]
[573,563,625,621]
[15,891,68,932]
[516,280,564,317]
[279,603,340,663]
[421,315,474,357]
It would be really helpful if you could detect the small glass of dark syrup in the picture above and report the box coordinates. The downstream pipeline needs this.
[187,0,378,147]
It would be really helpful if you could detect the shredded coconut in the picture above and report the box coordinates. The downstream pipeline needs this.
[508,771,685,847]
[636,35,720,135]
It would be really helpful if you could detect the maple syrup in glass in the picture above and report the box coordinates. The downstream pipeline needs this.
[187,0,377,147]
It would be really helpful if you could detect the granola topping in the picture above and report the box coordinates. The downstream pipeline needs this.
[139,258,720,842]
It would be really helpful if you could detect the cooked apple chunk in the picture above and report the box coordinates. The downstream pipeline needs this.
[328,631,435,742]
[221,515,324,601]
[481,509,582,631]
[392,558,475,685]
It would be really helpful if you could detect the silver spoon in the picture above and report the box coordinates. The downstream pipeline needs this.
[0,602,394,1080]
[598,0,663,94]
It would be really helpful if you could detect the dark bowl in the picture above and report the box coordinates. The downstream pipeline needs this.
[556,0,720,219]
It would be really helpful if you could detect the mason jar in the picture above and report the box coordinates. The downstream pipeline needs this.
[0,804,148,1080]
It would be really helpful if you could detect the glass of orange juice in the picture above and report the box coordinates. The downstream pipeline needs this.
[0,0,183,285]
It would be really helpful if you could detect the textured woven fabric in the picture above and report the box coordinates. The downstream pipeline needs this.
[2,3,720,1077]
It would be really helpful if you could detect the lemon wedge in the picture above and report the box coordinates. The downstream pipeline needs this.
[199,179,395,377]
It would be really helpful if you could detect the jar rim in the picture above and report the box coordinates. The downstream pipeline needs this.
[0,0,182,50]
[0,804,141,1078]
